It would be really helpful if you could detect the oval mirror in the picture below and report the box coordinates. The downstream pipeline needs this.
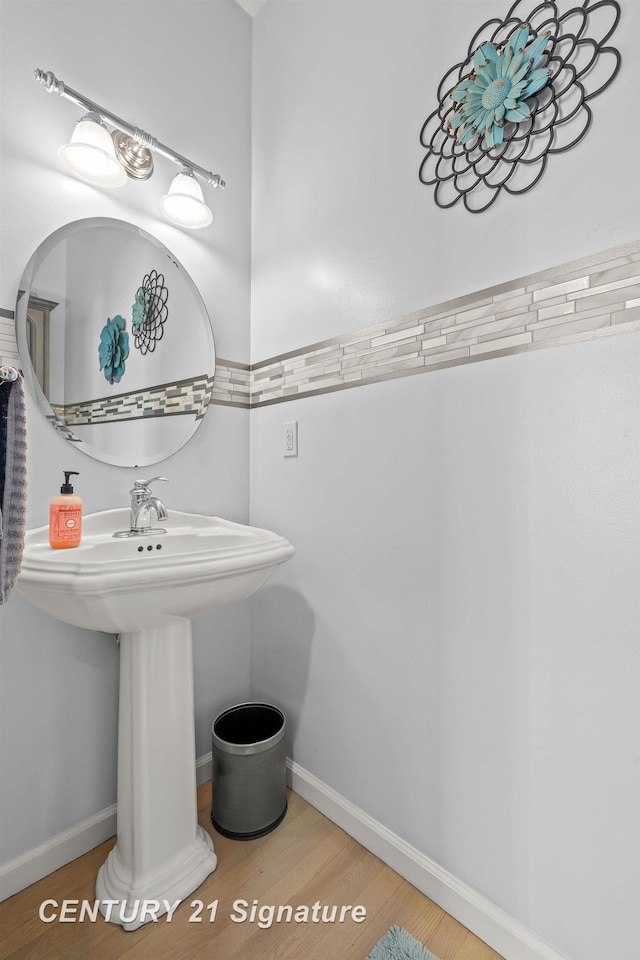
[15,218,215,468]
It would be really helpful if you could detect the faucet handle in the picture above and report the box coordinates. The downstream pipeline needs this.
[130,477,168,496]
[132,476,168,489]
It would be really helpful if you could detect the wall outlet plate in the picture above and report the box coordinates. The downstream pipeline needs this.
[284,421,298,457]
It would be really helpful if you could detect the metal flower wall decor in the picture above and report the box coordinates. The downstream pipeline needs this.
[131,269,169,355]
[419,0,621,212]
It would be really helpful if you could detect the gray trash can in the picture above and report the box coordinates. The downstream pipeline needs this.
[211,702,287,840]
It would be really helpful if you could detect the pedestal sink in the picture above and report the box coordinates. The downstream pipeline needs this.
[16,508,294,930]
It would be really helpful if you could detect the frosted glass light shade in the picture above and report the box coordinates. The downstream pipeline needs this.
[58,115,127,188]
[159,171,213,229]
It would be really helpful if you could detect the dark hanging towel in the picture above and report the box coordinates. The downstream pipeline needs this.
[0,371,27,604]
[0,379,7,509]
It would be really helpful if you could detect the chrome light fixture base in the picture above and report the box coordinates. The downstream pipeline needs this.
[112,131,154,180]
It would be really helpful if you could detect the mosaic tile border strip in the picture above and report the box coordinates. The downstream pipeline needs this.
[0,309,19,371]
[210,358,252,408]
[51,374,215,426]
[249,239,640,407]
[3,240,639,412]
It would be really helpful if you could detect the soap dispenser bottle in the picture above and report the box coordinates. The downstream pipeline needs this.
[49,471,82,548]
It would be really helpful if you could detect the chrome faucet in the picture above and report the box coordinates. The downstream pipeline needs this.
[113,477,169,538]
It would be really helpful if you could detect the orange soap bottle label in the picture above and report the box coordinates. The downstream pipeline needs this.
[49,504,82,547]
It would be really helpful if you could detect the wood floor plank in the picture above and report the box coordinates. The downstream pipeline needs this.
[348,874,447,960]
[1,786,505,960]
[427,910,475,960]
[217,837,381,960]
[0,839,116,944]
[455,930,507,960]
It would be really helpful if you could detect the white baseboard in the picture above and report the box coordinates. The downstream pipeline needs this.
[196,751,213,787]
[0,805,117,903]
[0,754,216,904]
[0,755,214,904]
[286,759,570,960]
[0,754,571,960]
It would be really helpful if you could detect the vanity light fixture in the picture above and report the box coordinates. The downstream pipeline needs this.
[159,169,213,230]
[35,69,225,228]
[58,113,128,188]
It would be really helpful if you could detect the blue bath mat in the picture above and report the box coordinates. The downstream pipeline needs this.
[365,925,441,960]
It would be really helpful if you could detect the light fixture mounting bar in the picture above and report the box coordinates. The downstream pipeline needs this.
[34,69,225,188]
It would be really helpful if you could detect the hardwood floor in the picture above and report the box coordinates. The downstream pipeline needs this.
[0,784,504,960]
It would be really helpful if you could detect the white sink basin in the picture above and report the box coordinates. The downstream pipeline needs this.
[17,508,295,632]
[16,508,294,931]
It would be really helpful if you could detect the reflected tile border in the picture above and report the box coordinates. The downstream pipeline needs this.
[53,374,215,425]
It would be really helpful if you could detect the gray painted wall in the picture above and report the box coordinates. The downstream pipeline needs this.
[1,3,639,958]
[0,0,253,861]
[249,4,640,960]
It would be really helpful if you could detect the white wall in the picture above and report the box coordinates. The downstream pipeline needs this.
[2,3,639,958]
[249,4,640,960]
[0,0,253,862]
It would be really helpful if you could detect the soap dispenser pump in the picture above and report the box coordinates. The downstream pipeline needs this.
[49,471,82,548]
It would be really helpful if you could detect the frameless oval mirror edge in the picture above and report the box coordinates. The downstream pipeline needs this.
[15,218,216,468]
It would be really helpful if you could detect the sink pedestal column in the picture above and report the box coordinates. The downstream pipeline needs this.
[96,619,217,930]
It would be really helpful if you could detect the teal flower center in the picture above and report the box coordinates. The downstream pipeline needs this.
[482,78,511,109]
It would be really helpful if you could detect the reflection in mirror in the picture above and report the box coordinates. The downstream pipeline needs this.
[25,295,57,397]
[15,218,215,467]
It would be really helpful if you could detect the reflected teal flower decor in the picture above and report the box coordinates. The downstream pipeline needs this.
[450,23,552,148]
[132,287,149,331]
[98,315,129,384]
